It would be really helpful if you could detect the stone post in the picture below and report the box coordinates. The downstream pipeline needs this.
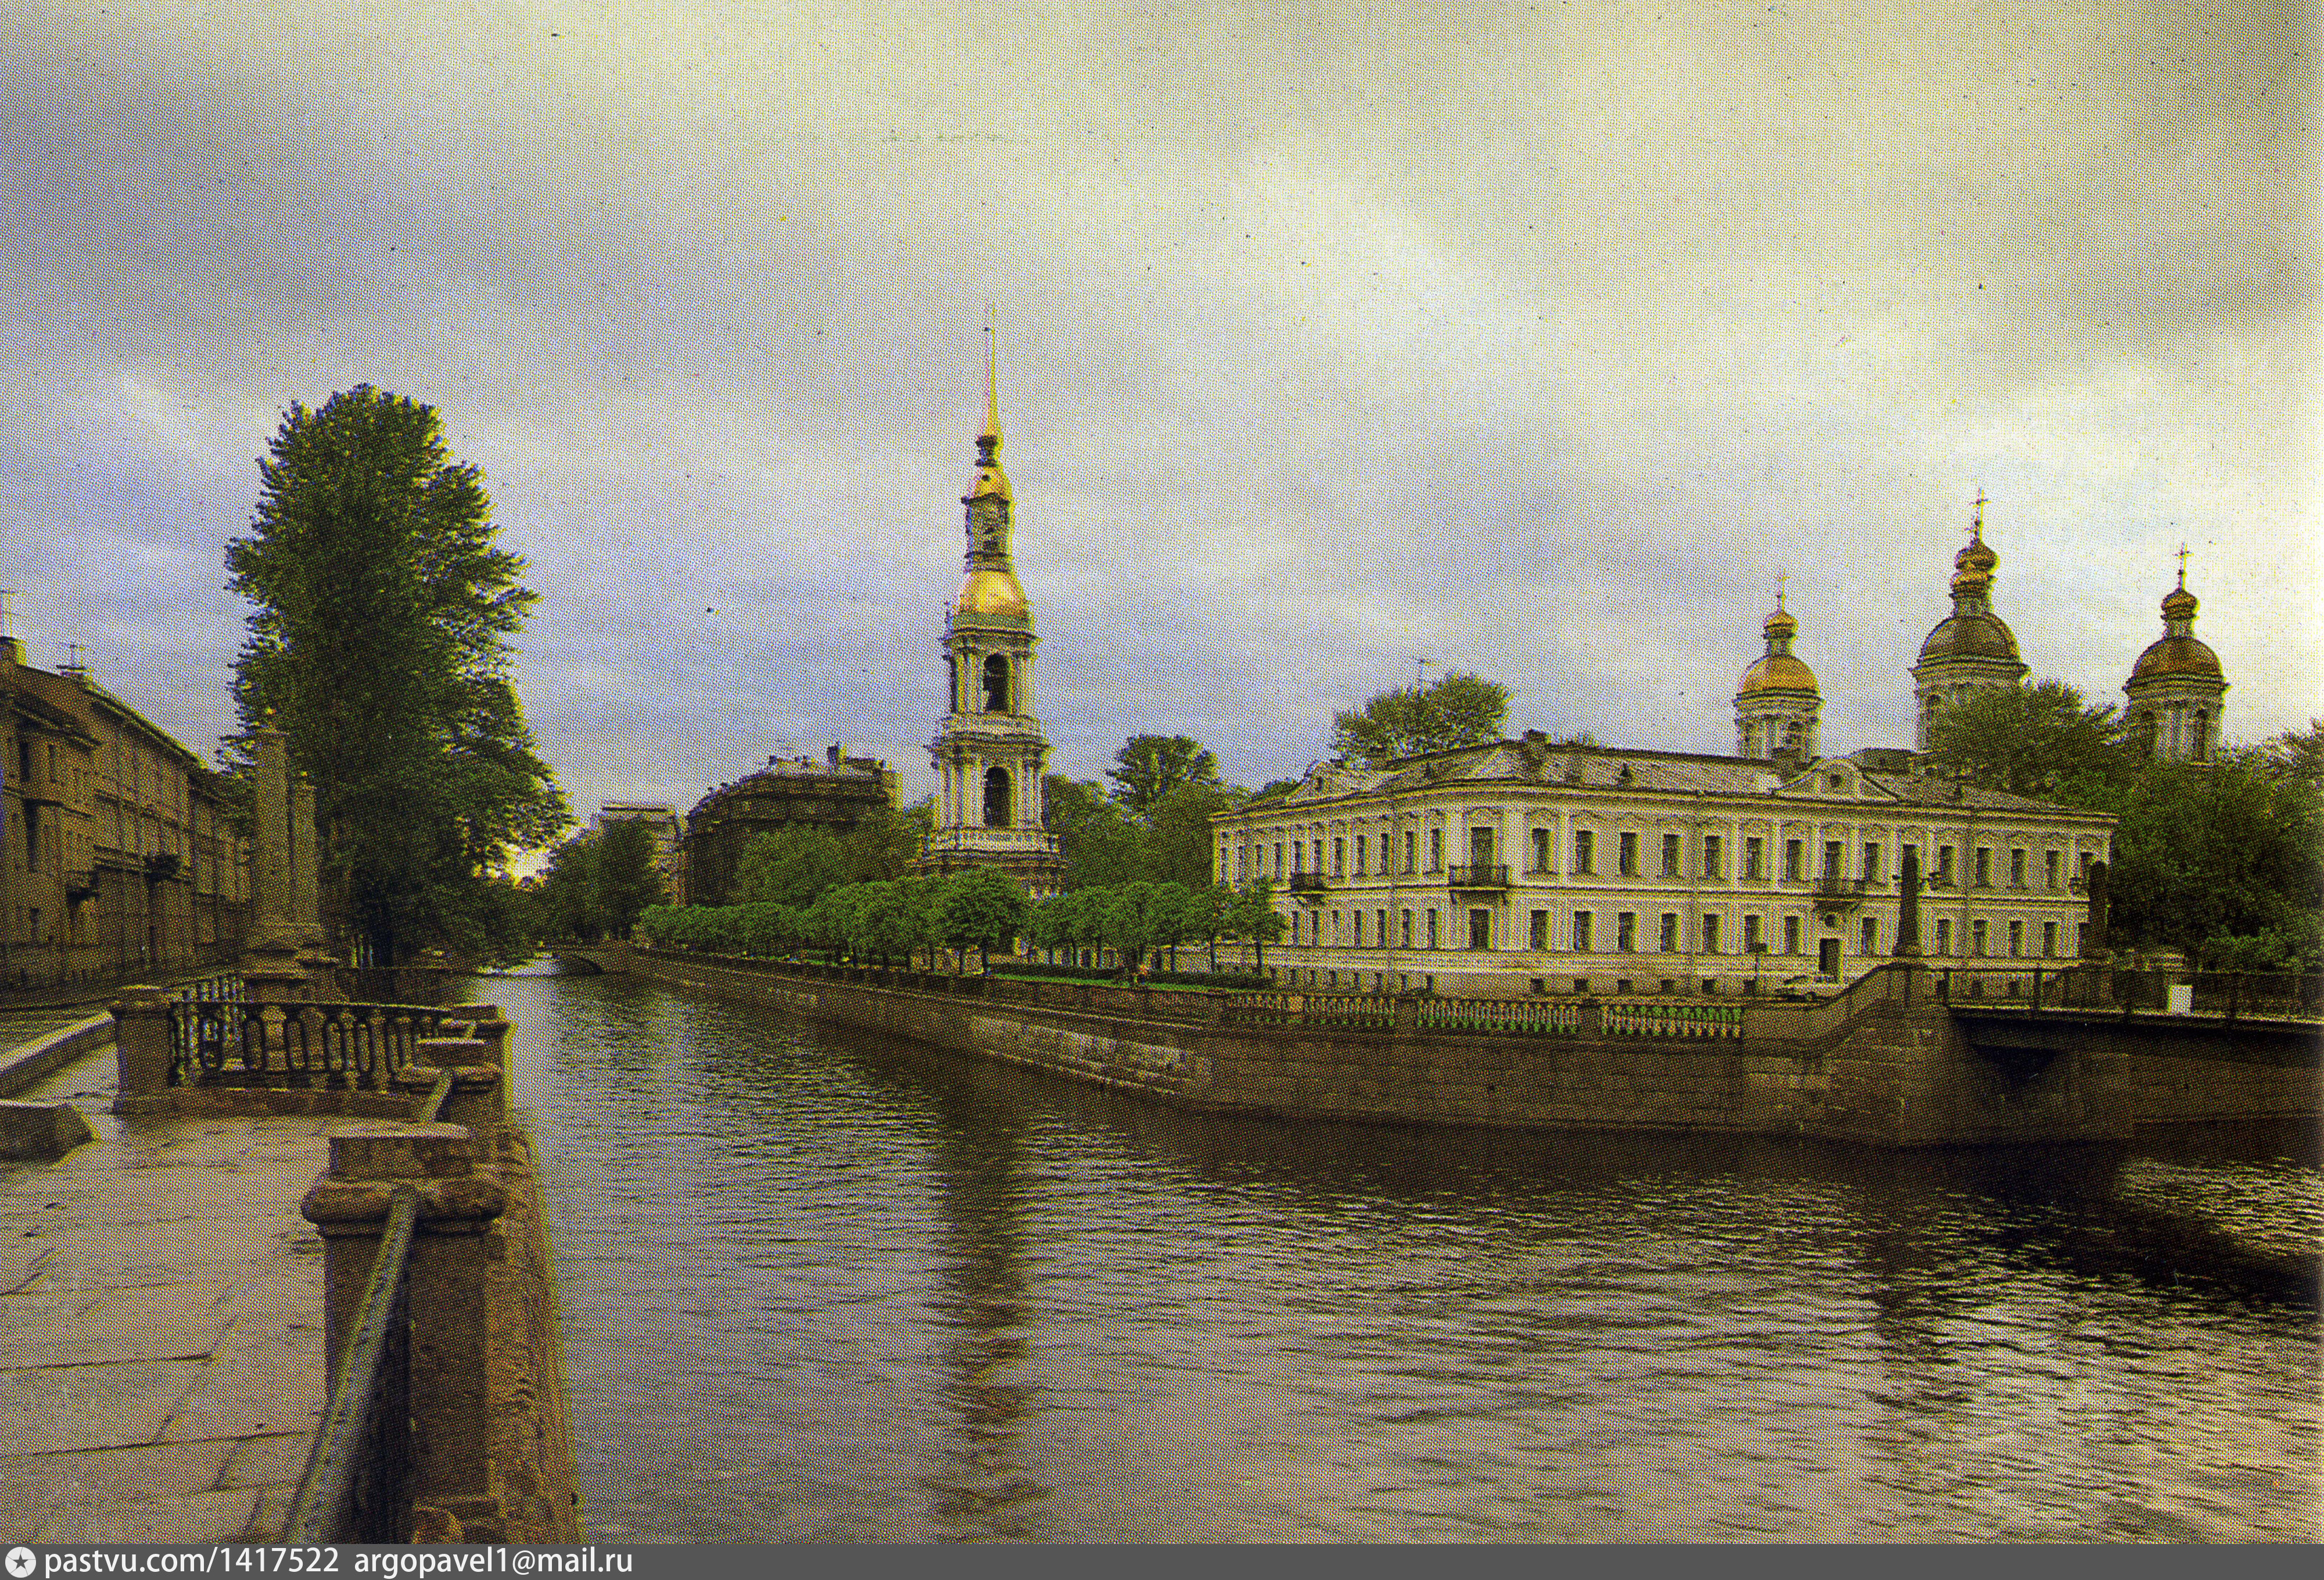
[249,726,295,950]
[396,1037,506,1126]
[1394,993,1419,1032]
[109,985,175,1113]
[1577,998,1605,1037]
[1893,847,1923,958]
[302,1123,509,1542]
[290,777,321,944]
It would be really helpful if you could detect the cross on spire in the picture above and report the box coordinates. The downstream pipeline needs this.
[1970,488,1987,540]
[1774,569,1789,611]
[2175,541,2190,589]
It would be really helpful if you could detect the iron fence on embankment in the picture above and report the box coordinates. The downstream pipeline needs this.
[1935,966,2324,1022]
[166,998,458,1090]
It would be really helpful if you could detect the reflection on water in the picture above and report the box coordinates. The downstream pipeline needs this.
[490,973,2321,1542]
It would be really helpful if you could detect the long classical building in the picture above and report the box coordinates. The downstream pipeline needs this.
[1217,504,2142,998]
[2,636,249,991]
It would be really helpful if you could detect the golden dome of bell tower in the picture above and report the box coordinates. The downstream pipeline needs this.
[1735,581,1821,759]
[2124,547,2227,762]
[1910,491,2029,748]
[917,327,1064,896]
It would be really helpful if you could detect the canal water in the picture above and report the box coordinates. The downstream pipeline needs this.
[483,968,2321,1542]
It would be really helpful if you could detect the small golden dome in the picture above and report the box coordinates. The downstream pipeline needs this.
[1956,533,1999,576]
[1739,653,1818,696]
[2129,635,2220,680]
[1763,606,1798,640]
[2161,584,2197,620]
[967,461,1012,503]
[957,567,1030,621]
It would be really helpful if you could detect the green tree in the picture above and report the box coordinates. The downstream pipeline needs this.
[224,385,567,964]
[2100,757,2323,963]
[1043,774,1152,888]
[735,826,849,908]
[1106,735,1221,819]
[1147,780,1241,889]
[1330,671,1510,766]
[1231,879,1287,973]
[1924,680,2137,802]
[939,868,1031,972]
[593,818,666,940]
[535,834,601,943]
[839,800,934,886]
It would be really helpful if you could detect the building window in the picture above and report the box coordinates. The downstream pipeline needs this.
[981,653,1010,712]
[1530,910,1548,950]
[1971,919,1988,956]
[1784,839,1803,881]
[1743,914,1763,952]
[1861,843,1880,883]
[1659,912,1679,952]
[1354,836,1366,876]
[1428,827,1443,872]
[1784,915,1801,955]
[1332,910,1343,945]
[2044,850,2060,892]
[1313,840,1325,875]
[1531,827,1551,873]
[1352,911,1363,947]
[1935,845,1956,884]
[1333,838,1345,876]
[1660,833,1681,877]
[1744,837,1764,880]
[1469,909,1491,951]
[1933,917,1950,955]
[2008,920,2022,957]
[1572,911,1593,952]
[1701,915,1721,955]
[1292,842,1303,874]
[1273,843,1284,879]
[1403,831,1416,873]
[2042,920,2057,958]
[1823,840,1843,879]
[1618,832,1638,876]
[1427,909,1440,949]
[1974,847,1992,887]
[1401,909,1414,948]
[1617,912,1636,952]
[1572,830,1594,875]
[1703,835,1723,879]
[1899,843,1918,883]
[1860,915,1878,954]
[2010,848,2026,889]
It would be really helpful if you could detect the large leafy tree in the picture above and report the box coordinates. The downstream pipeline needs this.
[1107,734,1221,818]
[1043,774,1151,888]
[1330,671,1509,766]
[593,818,666,941]
[225,385,567,963]
[2099,757,2323,966]
[736,826,849,908]
[1924,680,2137,801]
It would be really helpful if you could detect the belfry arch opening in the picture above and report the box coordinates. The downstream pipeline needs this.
[982,766,1012,827]
[982,654,1011,713]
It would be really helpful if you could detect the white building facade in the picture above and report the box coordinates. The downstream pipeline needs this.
[1213,737,2114,998]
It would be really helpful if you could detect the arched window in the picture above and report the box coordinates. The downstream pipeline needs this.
[946,656,959,714]
[2190,710,2210,761]
[983,765,1012,827]
[982,654,1010,713]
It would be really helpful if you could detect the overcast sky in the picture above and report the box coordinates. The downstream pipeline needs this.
[3,0,2316,848]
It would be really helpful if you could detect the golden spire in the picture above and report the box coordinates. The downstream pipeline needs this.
[978,312,1001,449]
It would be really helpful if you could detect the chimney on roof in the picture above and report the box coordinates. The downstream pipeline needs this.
[827,743,841,769]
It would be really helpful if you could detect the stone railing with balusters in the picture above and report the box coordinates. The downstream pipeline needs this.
[1602,1001,1745,1038]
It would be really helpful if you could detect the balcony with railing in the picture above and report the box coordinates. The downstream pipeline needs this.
[1446,864,1509,889]
[1286,872,1330,894]
[1812,876,1868,908]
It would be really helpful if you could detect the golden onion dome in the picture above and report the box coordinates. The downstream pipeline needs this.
[1919,611,2021,662]
[2161,584,2198,621]
[1738,653,1818,697]
[1763,606,1798,640]
[2129,634,2221,680]
[957,567,1030,621]
[1955,533,1999,575]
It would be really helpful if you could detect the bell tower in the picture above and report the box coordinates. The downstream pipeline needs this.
[2124,550,2228,762]
[1734,583,1821,759]
[917,334,1066,895]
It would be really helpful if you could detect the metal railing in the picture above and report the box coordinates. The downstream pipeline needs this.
[1445,864,1509,888]
[286,1185,417,1543]
[1936,966,2324,1022]
[170,1000,453,1090]
[1286,873,1330,894]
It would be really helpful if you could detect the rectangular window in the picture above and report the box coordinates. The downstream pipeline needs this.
[1823,840,1843,879]
[1428,828,1443,872]
[2044,850,2060,892]
[1618,832,1638,875]
[1572,911,1593,952]
[1292,843,1303,873]
[1530,910,1548,950]
[1572,829,1594,875]
[1934,917,1951,954]
[1376,909,1387,947]
[1784,839,1803,881]
[1403,831,1416,873]
[1273,843,1284,879]
[1784,915,1801,955]
[1862,842,1880,883]
[2008,920,2022,958]
[1900,843,1919,883]
[1332,910,1344,945]
[1702,914,1721,954]
[1659,912,1679,952]
[1333,838,1345,876]
[1935,845,1956,883]
[1971,919,1988,956]
[1661,833,1681,877]
[1401,909,1414,948]
[1469,909,1492,951]
[1744,837,1764,880]
[1617,912,1636,952]
[2042,921,2057,958]
[1427,909,1440,949]
[1703,835,1723,879]
[1352,911,1363,947]
[1744,914,1763,951]
[2010,848,2026,889]
[1531,827,1551,873]
[1975,848,1992,887]
[1313,840,1325,875]
[1861,915,1878,955]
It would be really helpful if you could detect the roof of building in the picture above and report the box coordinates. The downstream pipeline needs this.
[1228,737,2106,821]
[1917,610,2022,662]
[2128,634,2223,681]
[957,567,1030,621]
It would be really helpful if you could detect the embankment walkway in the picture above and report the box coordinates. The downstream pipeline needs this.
[0,1038,334,1540]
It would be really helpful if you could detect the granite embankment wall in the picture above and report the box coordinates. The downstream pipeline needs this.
[615,948,2147,1148]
